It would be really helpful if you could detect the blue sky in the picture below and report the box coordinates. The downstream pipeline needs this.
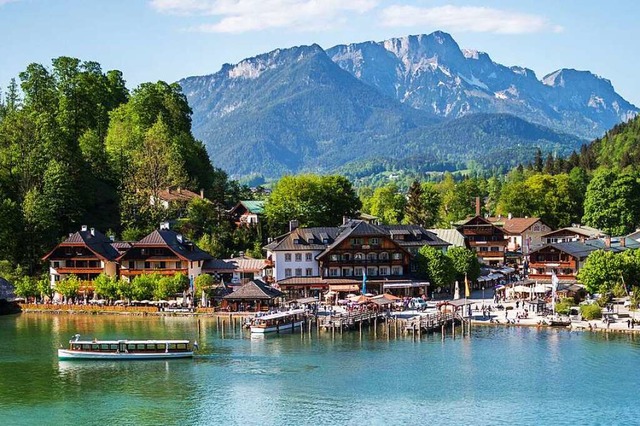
[1,0,639,105]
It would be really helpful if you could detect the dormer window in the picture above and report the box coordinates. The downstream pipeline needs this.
[294,238,302,244]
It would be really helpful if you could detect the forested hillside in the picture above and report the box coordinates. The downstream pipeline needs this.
[0,58,249,273]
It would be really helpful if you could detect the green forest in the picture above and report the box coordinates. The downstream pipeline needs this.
[2,57,640,284]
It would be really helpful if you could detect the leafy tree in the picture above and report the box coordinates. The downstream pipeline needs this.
[55,275,81,299]
[173,273,190,293]
[415,246,454,291]
[577,250,626,294]
[154,276,177,301]
[116,278,135,301]
[369,183,405,224]
[93,273,119,301]
[195,274,215,305]
[265,174,360,233]
[13,276,39,300]
[131,274,158,301]
[580,304,602,320]
[446,247,480,284]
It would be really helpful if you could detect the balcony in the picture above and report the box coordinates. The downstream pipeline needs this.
[120,268,188,276]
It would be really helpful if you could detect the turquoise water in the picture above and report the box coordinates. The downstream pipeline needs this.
[1,314,639,425]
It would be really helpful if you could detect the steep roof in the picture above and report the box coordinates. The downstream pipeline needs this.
[240,200,265,214]
[223,279,282,300]
[529,238,640,259]
[427,229,466,247]
[486,217,545,234]
[264,227,342,251]
[541,225,604,239]
[124,229,213,262]
[381,224,450,248]
[43,228,120,261]
[157,187,201,202]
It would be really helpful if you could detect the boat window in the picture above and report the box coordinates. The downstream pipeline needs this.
[110,344,118,350]
[136,344,146,350]
[100,344,109,350]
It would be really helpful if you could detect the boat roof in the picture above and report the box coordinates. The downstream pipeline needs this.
[256,309,306,320]
[70,339,190,344]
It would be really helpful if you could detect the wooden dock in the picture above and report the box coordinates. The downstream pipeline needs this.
[317,311,388,331]
[403,312,467,335]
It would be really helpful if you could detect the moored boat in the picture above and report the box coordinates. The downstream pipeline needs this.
[250,309,306,334]
[547,315,571,327]
[58,335,194,360]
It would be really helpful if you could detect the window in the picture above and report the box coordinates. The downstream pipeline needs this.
[392,266,402,275]
[354,253,364,260]
[285,268,292,277]
[354,267,363,277]
[490,246,501,252]
[330,254,339,261]
[367,252,377,260]
[141,249,148,255]
[351,238,363,246]
[159,261,166,269]
[284,253,292,262]
[379,252,389,260]
[295,268,302,276]
[154,248,163,255]
[329,268,339,277]
[305,253,312,261]
[342,268,352,277]
[367,267,377,276]
[369,238,380,245]
[144,261,151,269]
[305,268,313,276]
[295,253,302,262]
[392,252,402,260]
[342,253,351,261]
[128,261,135,269]
[479,247,488,252]
[379,267,389,276]
[65,248,73,256]
[52,261,60,268]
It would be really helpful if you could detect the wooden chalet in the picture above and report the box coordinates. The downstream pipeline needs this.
[540,225,604,244]
[486,216,552,256]
[229,200,265,226]
[118,227,213,282]
[150,187,205,210]
[456,216,508,266]
[528,237,640,283]
[42,226,120,291]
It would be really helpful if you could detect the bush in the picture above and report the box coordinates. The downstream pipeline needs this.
[581,304,602,320]
[555,297,575,315]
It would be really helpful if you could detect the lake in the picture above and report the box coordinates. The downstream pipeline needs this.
[1,313,639,425]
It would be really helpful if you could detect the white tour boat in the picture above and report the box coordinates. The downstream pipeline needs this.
[250,309,306,334]
[58,335,195,360]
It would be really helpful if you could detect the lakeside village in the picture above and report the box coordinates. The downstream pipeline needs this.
[3,192,640,335]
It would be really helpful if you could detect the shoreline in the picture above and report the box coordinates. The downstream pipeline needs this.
[14,305,640,336]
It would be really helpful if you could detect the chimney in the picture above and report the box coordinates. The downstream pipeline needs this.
[200,189,204,199]
[343,216,348,225]
[177,234,183,244]
[160,221,170,230]
[81,225,88,232]
[475,197,481,216]
[177,187,182,194]
[90,227,95,236]
[289,220,299,232]
[621,238,626,248]
[109,235,115,242]
[508,213,512,220]
[604,236,611,248]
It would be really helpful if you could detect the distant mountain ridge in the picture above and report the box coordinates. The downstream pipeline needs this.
[179,31,635,178]
[328,31,637,139]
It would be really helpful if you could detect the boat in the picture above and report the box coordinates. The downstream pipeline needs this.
[58,334,195,360]
[250,309,306,334]
[547,315,571,327]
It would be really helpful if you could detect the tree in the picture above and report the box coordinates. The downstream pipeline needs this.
[131,274,158,301]
[369,183,405,225]
[582,169,640,235]
[195,274,215,305]
[154,276,177,301]
[55,275,81,299]
[404,180,441,227]
[415,246,454,292]
[13,276,38,300]
[446,247,480,284]
[93,273,119,301]
[265,174,360,233]
[577,250,626,294]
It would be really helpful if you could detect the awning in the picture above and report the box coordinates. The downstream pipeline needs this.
[329,284,360,292]
[383,281,429,289]
[295,297,319,304]
[498,267,516,274]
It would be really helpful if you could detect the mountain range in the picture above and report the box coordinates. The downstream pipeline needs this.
[179,31,637,179]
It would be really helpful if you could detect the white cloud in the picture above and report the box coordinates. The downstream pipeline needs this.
[380,5,563,34]
[149,0,378,33]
